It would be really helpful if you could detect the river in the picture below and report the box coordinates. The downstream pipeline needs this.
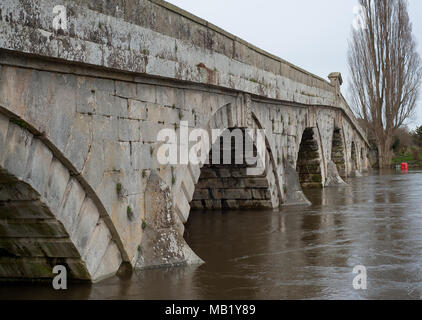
[1,169,422,300]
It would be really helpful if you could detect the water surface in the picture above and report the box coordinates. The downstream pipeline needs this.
[1,170,422,300]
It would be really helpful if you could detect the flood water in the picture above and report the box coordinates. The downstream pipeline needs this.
[1,170,422,300]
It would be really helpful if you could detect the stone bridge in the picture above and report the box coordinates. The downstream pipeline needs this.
[0,0,369,282]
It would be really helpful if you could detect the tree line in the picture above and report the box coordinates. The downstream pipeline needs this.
[348,0,422,168]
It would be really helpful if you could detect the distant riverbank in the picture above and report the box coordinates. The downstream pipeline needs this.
[392,149,422,168]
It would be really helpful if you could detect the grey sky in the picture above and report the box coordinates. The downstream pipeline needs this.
[167,0,422,129]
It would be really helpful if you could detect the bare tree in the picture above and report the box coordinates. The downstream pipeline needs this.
[348,0,422,168]
[393,126,414,154]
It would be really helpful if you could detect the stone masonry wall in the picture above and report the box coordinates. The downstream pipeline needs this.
[0,54,370,277]
[0,0,367,145]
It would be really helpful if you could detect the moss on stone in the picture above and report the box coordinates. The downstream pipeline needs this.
[10,118,29,130]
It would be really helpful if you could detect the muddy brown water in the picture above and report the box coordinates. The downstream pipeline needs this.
[1,169,422,300]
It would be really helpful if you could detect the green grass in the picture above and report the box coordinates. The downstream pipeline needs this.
[116,183,122,196]
[392,153,414,164]
[392,151,422,166]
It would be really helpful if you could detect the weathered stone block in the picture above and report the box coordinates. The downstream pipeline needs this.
[2,123,33,179]
[71,197,100,257]
[0,67,30,118]
[230,169,247,178]
[82,142,105,190]
[118,118,141,142]
[212,188,252,200]
[155,86,176,107]
[93,241,122,282]
[192,188,209,200]
[0,238,78,258]
[147,57,177,79]
[147,104,179,124]
[136,83,156,103]
[128,99,147,120]
[139,121,165,143]
[76,89,96,114]
[96,172,119,216]
[188,163,201,183]
[199,168,217,179]
[181,170,195,202]
[115,81,137,99]
[196,178,223,189]
[184,90,203,111]
[65,259,92,280]
[82,220,112,275]
[120,170,143,196]
[93,115,118,141]
[22,70,52,131]
[244,178,268,188]
[0,201,52,219]
[131,142,157,170]
[252,189,271,200]
[24,139,53,195]
[77,76,114,94]
[96,92,128,118]
[203,200,222,209]
[221,178,245,188]
[0,181,40,201]
[43,159,71,212]
[47,87,77,152]
[0,257,53,279]
[174,189,190,223]
[64,113,93,172]
[0,219,67,238]
[57,178,86,233]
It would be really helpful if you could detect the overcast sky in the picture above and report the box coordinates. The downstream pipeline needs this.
[167,0,422,129]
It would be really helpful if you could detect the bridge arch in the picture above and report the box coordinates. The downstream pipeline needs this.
[0,112,124,282]
[172,100,282,225]
[296,127,324,189]
[191,127,277,210]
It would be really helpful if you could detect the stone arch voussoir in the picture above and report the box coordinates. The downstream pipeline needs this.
[173,98,281,225]
[0,112,123,282]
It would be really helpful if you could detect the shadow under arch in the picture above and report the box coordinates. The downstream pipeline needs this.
[296,127,323,189]
[173,100,282,224]
[190,126,276,210]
